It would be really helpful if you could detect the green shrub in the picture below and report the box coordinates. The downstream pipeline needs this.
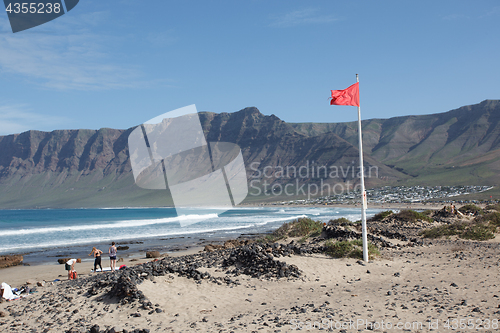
[325,240,353,257]
[266,223,290,242]
[421,222,496,241]
[325,239,379,260]
[264,234,278,242]
[350,239,363,246]
[460,224,495,241]
[395,210,433,223]
[478,212,500,227]
[256,233,279,243]
[349,248,363,259]
[485,203,500,211]
[288,217,323,237]
[370,210,393,221]
[368,243,381,257]
[422,210,434,216]
[328,217,352,225]
[260,217,323,242]
[420,223,465,238]
[298,235,309,243]
[459,204,483,215]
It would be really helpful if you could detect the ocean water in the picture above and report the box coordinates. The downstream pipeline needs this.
[0,206,382,264]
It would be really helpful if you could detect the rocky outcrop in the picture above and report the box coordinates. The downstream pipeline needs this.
[204,239,254,252]
[0,255,23,269]
[145,251,160,258]
[57,258,72,264]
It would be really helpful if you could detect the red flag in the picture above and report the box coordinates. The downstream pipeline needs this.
[330,82,359,106]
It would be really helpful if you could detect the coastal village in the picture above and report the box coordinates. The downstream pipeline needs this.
[272,185,495,206]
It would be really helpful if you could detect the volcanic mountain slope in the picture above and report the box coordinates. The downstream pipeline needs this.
[0,127,151,208]
[199,108,402,187]
[0,100,498,208]
[0,107,402,208]
[291,100,500,185]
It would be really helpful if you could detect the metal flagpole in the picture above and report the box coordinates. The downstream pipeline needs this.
[356,74,369,262]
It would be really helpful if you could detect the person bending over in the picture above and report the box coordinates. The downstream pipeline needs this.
[65,258,81,279]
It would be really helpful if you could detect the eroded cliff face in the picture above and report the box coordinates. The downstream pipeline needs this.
[1,101,498,208]
[0,127,132,178]
[291,100,500,183]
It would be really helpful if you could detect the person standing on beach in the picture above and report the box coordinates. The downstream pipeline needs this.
[109,242,117,271]
[89,247,103,272]
[65,258,81,279]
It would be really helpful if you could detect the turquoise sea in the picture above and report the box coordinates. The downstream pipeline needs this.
[0,207,382,264]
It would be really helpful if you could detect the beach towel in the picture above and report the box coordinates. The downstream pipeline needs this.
[91,266,113,272]
[1,282,17,300]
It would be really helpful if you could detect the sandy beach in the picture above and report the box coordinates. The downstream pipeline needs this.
[1,239,499,332]
[1,205,499,332]
[0,247,204,289]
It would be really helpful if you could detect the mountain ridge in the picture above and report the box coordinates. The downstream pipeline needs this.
[0,100,498,208]
[291,100,500,184]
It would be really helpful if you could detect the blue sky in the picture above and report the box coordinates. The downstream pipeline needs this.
[0,0,499,135]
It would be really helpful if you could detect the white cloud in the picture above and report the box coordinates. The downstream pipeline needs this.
[0,12,157,90]
[270,8,338,28]
[0,105,69,135]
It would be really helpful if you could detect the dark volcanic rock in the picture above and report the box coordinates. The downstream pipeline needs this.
[222,243,301,279]
[86,241,303,304]
[322,223,396,248]
[323,224,359,240]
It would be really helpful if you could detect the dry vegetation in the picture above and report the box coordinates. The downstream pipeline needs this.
[420,204,500,241]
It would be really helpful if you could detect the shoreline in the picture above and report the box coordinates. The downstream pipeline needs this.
[0,203,448,288]
[2,205,499,332]
[4,229,269,267]
[0,245,206,289]
[0,203,444,267]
